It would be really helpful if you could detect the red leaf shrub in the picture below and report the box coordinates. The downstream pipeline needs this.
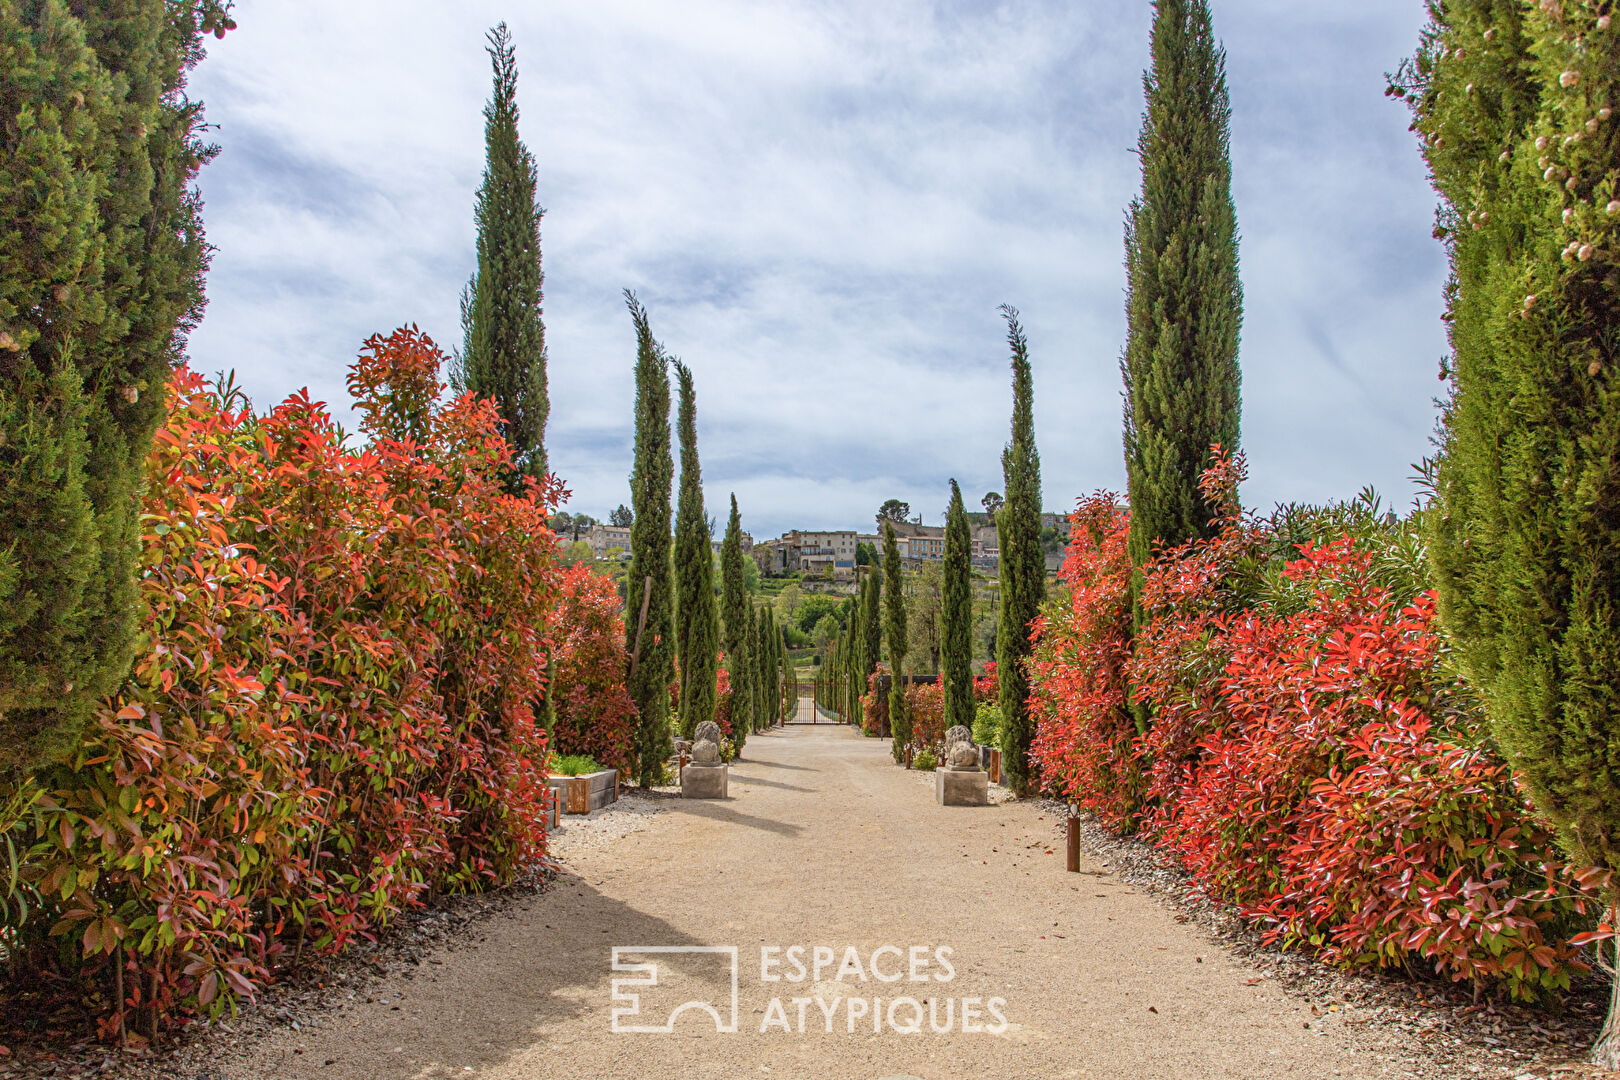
[860,666,889,736]
[1028,492,1139,829]
[5,328,564,1036]
[1032,451,1605,999]
[549,565,636,773]
[903,680,945,750]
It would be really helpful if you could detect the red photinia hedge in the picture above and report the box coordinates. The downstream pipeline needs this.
[1031,451,1606,999]
[5,328,564,1039]
[903,681,945,749]
[860,666,889,736]
[550,565,637,774]
[1028,491,1139,830]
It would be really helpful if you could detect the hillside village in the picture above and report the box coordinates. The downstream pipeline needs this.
[572,511,1070,588]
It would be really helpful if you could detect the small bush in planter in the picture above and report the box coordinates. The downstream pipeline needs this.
[912,748,938,771]
[550,753,605,776]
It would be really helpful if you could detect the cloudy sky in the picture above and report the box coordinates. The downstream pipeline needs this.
[186,0,1446,538]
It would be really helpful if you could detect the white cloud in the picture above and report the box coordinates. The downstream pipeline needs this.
[186,0,1446,536]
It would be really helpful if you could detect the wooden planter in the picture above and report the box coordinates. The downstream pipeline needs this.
[546,769,619,815]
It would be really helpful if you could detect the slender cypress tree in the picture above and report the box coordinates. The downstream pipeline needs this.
[719,495,750,754]
[1121,0,1243,600]
[623,293,674,785]
[862,569,883,687]
[0,2,229,769]
[995,306,1045,793]
[454,23,548,486]
[845,586,865,726]
[942,480,974,734]
[883,521,910,762]
[671,361,718,739]
[747,605,766,733]
[1396,7,1620,1064]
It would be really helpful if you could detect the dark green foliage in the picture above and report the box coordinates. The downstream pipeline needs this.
[995,306,1045,793]
[884,521,910,761]
[1399,5,1620,881]
[1121,0,1243,580]
[720,495,750,753]
[747,605,764,733]
[0,0,229,770]
[877,499,910,525]
[611,504,633,527]
[942,480,974,733]
[453,23,548,486]
[623,293,674,785]
[671,360,717,738]
[861,569,882,685]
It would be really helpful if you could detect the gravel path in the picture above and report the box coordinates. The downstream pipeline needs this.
[202,715,1502,1080]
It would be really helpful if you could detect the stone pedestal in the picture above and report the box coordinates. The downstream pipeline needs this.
[935,767,989,806]
[682,763,729,799]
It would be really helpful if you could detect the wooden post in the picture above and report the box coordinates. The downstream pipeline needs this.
[1066,802,1080,873]
[989,748,1001,785]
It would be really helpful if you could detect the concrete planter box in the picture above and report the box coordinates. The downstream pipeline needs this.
[547,769,619,815]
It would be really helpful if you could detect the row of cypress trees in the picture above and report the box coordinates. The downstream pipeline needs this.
[849,0,1237,800]
[0,1,235,771]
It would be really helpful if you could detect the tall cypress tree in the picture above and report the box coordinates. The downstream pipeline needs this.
[719,495,750,754]
[671,360,718,739]
[883,521,910,762]
[1397,8,1620,1063]
[995,306,1045,793]
[623,293,674,786]
[747,605,766,733]
[454,23,548,486]
[1121,0,1243,597]
[942,480,974,734]
[0,1,229,769]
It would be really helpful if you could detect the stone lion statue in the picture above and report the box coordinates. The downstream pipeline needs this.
[944,725,979,771]
[691,720,723,765]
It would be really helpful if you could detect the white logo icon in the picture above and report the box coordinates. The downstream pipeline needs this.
[610,946,740,1034]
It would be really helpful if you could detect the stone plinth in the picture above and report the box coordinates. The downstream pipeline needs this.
[935,768,988,806]
[682,763,729,799]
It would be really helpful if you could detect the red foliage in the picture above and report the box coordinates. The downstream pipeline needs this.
[860,666,889,736]
[1031,450,1606,998]
[9,328,564,1036]
[1028,491,1139,828]
[903,680,945,749]
[549,565,637,773]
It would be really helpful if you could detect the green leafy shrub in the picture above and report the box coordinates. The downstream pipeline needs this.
[972,703,1002,748]
[549,754,604,776]
[912,748,938,771]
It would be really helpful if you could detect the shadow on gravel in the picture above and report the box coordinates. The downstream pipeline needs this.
[746,760,815,772]
[659,799,804,838]
[243,870,716,1079]
[727,774,814,794]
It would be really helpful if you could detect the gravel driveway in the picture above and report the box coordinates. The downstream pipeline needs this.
[223,717,1456,1079]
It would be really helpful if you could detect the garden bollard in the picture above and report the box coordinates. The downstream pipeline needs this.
[1066,803,1080,873]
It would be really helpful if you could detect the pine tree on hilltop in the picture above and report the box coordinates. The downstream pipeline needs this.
[883,521,910,762]
[719,495,751,754]
[0,2,230,768]
[942,480,974,734]
[671,360,718,739]
[1122,0,1243,605]
[454,23,548,487]
[995,306,1045,793]
[623,293,675,785]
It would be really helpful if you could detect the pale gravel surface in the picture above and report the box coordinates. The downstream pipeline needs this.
[8,706,1611,1079]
